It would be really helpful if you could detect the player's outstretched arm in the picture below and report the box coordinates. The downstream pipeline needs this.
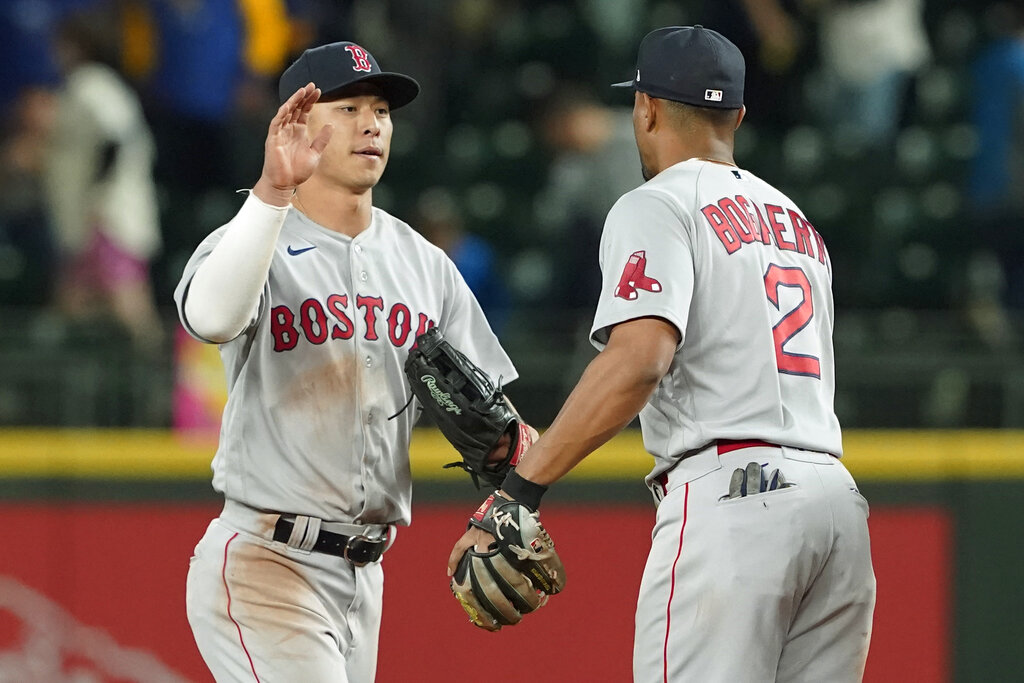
[446,316,679,576]
[184,84,333,342]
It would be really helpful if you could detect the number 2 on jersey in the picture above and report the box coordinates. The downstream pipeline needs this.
[763,264,821,379]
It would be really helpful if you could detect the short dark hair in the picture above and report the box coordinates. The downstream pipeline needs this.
[661,99,739,129]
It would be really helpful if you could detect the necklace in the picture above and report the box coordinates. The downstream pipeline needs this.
[693,156,737,167]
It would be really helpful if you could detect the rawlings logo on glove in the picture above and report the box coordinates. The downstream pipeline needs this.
[419,375,462,414]
[404,328,533,488]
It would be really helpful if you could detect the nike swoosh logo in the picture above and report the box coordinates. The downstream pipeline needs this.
[287,245,316,256]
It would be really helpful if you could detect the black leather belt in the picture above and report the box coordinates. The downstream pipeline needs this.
[273,517,387,567]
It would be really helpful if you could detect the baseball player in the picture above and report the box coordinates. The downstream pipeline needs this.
[174,42,521,682]
[449,26,876,681]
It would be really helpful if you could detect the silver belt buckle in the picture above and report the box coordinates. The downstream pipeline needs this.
[343,534,374,567]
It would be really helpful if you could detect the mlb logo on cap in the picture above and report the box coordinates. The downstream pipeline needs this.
[705,89,723,102]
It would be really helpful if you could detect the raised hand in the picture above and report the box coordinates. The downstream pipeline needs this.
[254,83,334,206]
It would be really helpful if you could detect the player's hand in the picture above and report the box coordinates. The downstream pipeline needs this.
[486,424,539,465]
[255,83,334,205]
[447,495,564,630]
[447,526,494,577]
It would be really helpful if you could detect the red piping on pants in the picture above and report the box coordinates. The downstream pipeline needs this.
[223,532,261,682]
[663,482,689,682]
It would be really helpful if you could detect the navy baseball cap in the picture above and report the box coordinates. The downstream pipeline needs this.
[613,25,744,109]
[278,41,420,109]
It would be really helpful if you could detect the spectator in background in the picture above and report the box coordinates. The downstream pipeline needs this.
[698,0,811,133]
[142,0,292,185]
[534,84,641,388]
[535,84,641,311]
[0,89,59,306]
[963,1,1024,345]
[0,0,103,306]
[414,187,509,334]
[813,0,931,147]
[42,8,164,350]
[0,0,99,120]
[137,0,292,299]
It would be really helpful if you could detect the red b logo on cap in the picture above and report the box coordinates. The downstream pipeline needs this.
[345,45,373,72]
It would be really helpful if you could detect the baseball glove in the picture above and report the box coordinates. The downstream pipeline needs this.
[404,328,533,488]
[451,493,566,631]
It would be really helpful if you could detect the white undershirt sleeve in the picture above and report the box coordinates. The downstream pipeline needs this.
[183,191,290,342]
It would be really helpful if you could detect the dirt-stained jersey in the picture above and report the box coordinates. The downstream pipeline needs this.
[175,206,516,525]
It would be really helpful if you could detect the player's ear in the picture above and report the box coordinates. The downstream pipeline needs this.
[734,105,746,130]
[637,92,656,133]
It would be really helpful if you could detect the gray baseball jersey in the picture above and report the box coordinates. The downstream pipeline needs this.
[592,158,842,483]
[591,159,874,681]
[175,203,516,526]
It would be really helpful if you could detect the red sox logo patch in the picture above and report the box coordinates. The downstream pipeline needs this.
[345,45,373,72]
[614,250,662,300]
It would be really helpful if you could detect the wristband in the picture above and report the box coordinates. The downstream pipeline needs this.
[499,469,548,510]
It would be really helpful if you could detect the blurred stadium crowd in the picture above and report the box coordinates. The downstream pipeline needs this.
[0,0,1022,429]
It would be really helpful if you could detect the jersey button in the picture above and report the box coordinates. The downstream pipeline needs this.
[365,356,373,367]
[354,245,363,254]
[360,271,368,282]
[366,411,374,423]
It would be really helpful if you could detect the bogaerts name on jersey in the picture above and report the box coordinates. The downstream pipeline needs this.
[701,195,830,270]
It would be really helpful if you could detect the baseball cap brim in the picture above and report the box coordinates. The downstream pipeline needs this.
[611,79,635,89]
[320,72,420,110]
